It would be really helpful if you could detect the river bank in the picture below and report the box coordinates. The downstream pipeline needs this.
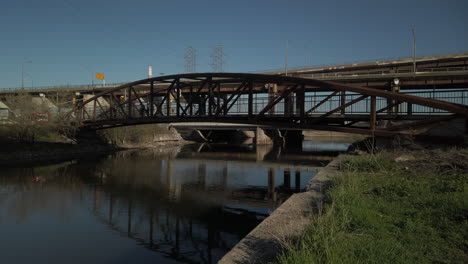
[0,124,188,166]
[0,138,193,167]
[274,148,468,263]
[220,146,468,263]
[0,142,119,166]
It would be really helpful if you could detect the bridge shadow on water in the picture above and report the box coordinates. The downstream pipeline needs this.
[0,140,350,264]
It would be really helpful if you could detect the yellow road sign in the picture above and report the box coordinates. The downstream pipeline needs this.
[95,72,105,80]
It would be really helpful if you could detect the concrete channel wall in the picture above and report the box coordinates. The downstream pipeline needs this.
[219,155,348,264]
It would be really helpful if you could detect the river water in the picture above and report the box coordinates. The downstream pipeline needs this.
[0,141,350,264]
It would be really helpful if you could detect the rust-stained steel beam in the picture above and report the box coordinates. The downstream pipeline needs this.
[310,95,368,124]
[110,93,128,118]
[216,81,247,116]
[72,73,468,136]
[248,81,253,118]
[131,86,146,117]
[370,96,376,131]
[305,91,339,115]
[314,79,468,116]
[224,82,249,114]
[149,81,154,117]
[96,98,109,120]
[128,86,132,118]
[256,84,299,119]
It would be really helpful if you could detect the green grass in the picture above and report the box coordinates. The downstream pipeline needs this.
[275,151,468,264]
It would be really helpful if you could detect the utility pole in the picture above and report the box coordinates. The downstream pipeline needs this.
[412,28,416,73]
[285,40,289,76]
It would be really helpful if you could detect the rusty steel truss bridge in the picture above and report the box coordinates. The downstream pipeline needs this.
[75,73,468,137]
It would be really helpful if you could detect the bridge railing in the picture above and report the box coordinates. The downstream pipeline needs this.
[300,89,468,116]
[294,66,468,79]
[0,82,125,93]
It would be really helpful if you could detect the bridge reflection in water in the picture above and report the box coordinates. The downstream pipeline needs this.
[0,142,348,264]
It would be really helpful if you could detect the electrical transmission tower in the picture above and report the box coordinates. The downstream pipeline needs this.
[209,45,226,72]
[184,46,197,73]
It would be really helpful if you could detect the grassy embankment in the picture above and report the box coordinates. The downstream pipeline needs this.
[275,149,467,264]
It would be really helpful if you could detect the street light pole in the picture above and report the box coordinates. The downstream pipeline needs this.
[412,29,416,73]
[21,61,32,89]
[285,40,289,76]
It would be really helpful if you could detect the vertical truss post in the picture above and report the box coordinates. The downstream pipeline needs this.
[268,84,277,115]
[199,95,204,116]
[200,78,211,116]
[109,94,113,119]
[248,81,253,118]
[407,103,412,116]
[176,79,180,117]
[217,82,221,116]
[128,86,132,118]
[149,81,154,117]
[208,81,214,117]
[393,81,400,114]
[222,94,228,115]
[284,89,294,116]
[370,96,376,130]
[341,91,346,115]
[80,106,84,123]
[189,85,193,116]
[297,84,305,123]
[93,99,97,121]
[166,83,171,116]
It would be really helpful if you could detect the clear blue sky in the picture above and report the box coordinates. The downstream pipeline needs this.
[1,0,467,88]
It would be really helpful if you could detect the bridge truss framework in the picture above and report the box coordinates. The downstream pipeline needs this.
[76,73,468,137]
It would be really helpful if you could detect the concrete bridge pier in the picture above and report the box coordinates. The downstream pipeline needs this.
[255,127,273,145]
[255,127,284,146]
[295,171,301,192]
[267,168,277,201]
[283,170,291,189]
[282,130,304,149]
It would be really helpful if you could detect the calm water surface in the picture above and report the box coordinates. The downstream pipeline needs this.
[0,141,350,264]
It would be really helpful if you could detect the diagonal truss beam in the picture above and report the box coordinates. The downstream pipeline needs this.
[315,80,468,116]
[305,91,340,115]
[74,73,468,136]
[256,84,299,119]
[309,95,368,124]
[216,81,248,116]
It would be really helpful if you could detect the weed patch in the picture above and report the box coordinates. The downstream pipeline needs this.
[275,150,468,264]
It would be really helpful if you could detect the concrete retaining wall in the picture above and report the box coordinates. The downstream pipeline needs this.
[219,155,348,264]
